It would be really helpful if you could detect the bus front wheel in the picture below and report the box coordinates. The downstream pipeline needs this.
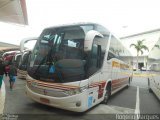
[102,84,111,104]
[148,78,152,93]
[126,77,131,88]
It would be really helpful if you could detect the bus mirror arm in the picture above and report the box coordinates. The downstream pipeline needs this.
[20,37,38,52]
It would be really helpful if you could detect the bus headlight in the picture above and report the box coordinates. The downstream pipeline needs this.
[63,85,88,96]
[79,85,88,92]
[64,88,80,95]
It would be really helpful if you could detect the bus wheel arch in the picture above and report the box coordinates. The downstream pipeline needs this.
[102,81,111,104]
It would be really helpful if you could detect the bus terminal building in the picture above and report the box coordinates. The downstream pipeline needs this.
[120,28,160,70]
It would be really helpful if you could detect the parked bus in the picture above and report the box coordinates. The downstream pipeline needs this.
[148,39,160,100]
[17,51,31,79]
[1,50,20,76]
[25,23,133,112]
[12,53,22,68]
[2,50,19,63]
[17,38,37,79]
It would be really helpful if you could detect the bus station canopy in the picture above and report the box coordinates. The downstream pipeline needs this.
[0,0,28,25]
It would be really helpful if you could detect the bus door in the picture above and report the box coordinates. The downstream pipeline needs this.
[86,41,101,107]
[84,30,106,107]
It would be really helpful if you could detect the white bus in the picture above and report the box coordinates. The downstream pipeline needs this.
[148,39,160,100]
[17,38,37,79]
[25,23,133,112]
[2,50,20,65]
[12,53,22,68]
[17,51,30,79]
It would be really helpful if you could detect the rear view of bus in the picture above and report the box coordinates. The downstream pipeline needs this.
[26,23,132,112]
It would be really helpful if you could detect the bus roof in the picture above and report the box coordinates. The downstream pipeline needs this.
[43,23,99,30]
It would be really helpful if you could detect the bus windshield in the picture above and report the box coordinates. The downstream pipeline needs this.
[19,52,30,71]
[14,54,21,68]
[27,24,110,83]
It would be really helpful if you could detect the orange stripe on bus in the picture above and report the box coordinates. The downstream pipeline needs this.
[112,61,130,69]
[112,61,120,68]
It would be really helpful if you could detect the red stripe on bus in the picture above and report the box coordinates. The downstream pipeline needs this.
[27,80,79,89]
[89,81,106,88]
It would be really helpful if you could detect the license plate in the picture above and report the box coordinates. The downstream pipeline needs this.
[40,98,50,104]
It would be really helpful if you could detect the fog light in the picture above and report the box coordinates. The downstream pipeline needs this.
[76,101,81,107]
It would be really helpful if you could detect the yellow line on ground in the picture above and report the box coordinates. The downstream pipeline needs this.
[133,73,151,77]
[133,73,160,77]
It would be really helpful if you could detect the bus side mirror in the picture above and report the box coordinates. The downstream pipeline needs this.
[20,37,38,52]
[84,30,103,52]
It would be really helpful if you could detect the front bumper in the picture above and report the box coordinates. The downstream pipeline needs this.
[17,69,27,79]
[26,85,88,112]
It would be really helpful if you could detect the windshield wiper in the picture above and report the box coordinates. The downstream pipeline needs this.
[33,32,65,81]
[33,47,53,79]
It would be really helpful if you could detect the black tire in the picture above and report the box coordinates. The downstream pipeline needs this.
[126,77,130,88]
[149,88,152,93]
[102,85,111,104]
[130,76,133,82]
[148,78,152,93]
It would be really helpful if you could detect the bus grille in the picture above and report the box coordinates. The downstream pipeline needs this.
[27,83,68,97]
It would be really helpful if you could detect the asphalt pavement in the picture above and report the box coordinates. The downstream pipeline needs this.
[2,73,160,120]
